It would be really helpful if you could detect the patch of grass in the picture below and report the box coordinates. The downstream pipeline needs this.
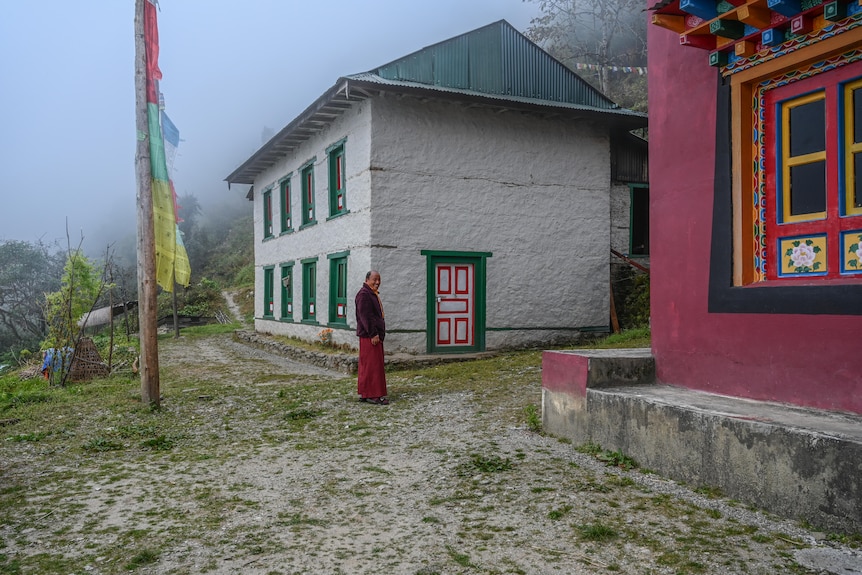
[6,431,48,442]
[696,485,724,499]
[82,437,125,452]
[524,403,542,433]
[139,434,175,451]
[576,522,619,542]
[446,546,474,568]
[462,453,513,474]
[284,408,321,421]
[576,442,638,470]
[547,505,572,520]
[582,327,651,349]
[124,548,159,570]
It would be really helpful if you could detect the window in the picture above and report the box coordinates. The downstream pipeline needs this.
[630,185,650,256]
[328,141,347,217]
[328,252,349,325]
[761,60,862,279]
[301,161,316,227]
[302,259,317,322]
[280,263,294,320]
[279,176,292,233]
[263,266,274,318]
[727,47,862,286]
[262,189,273,239]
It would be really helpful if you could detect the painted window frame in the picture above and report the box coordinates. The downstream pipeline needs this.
[279,175,293,234]
[327,251,349,326]
[263,266,275,318]
[300,160,316,228]
[707,33,862,315]
[280,262,294,321]
[843,77,862,218]
[262,188,274,240]
[728,35,862,285]
[301,257,318,324]
[327,140,348,219]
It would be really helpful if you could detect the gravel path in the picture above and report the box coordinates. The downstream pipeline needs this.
[3,328,859,575]
[152,334,857,575]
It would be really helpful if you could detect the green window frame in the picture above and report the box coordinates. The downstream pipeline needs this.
[327,251,349,325]
[301,161,316,227]
[263,266,274,318]
[302,258,318,323]
[262,189,274,239]
[279,176,292,233]
[327,141,347,218]
[280,262,294,320]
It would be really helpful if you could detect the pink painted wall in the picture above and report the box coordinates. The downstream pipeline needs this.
[647,14,862,414]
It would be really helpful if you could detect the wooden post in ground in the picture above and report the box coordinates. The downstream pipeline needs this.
[134,0,160,407]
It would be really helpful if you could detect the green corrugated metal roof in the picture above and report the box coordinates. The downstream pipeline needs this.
[226,20,647,185]
[368,20,619,110]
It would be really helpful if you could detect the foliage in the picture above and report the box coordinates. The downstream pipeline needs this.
[156,277,225,320]
[317,328,333,346]
[42,251,109,384]
[525,0,648,112]
[524,403,543,433]
[613,266,650,330]
[0,240,65,361]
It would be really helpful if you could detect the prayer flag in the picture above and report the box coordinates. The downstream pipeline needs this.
[144,0,190,290]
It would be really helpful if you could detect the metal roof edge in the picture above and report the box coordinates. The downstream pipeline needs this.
[344,74,647,124]
[225,80,349,185]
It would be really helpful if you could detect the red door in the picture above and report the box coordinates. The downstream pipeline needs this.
[435,263,474,348]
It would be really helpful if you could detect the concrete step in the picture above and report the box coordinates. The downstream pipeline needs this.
[542,348,862,533]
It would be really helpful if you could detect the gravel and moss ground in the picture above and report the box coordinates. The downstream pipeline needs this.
[0,328,856,575]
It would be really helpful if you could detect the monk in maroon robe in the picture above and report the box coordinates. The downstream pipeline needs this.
[355,270,388,405]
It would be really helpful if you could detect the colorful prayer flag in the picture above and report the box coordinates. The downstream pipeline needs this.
[144,0,190,290]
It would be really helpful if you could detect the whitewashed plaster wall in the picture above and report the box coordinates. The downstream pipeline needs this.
[251,101,374,347]
[369,95,611,351]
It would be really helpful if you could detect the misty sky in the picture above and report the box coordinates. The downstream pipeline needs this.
[0,1,538,250]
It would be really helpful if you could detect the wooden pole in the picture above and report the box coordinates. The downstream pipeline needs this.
[134,0,160,407]
[172,281,179,338]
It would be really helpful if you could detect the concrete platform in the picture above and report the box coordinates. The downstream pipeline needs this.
[542,348,862,534]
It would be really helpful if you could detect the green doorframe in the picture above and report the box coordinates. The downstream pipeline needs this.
[421,250,491,355]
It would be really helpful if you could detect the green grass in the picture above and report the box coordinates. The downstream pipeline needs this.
[580,327,650,349]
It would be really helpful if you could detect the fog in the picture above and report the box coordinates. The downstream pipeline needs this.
[0,0,536,253]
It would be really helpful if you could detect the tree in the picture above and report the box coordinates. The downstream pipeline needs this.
[42,250,108,385]
[525,0,648,111]
[0,240,65,358]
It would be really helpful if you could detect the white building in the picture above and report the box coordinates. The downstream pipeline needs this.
[226,20,647,354]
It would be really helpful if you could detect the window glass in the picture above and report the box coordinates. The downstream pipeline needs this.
[789,161,826,216]
[788,98,825,157]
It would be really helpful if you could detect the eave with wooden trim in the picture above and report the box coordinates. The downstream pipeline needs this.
[650,0,862,72]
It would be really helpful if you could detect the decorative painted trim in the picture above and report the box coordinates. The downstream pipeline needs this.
[777,234,828,276]
[709,74,862,314]
[752,49,862,279]
[840,229,862,273]
[327,250,350,259]
[724,13,862,75]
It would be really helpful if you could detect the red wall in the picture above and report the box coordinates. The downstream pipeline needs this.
[647,15,862,414]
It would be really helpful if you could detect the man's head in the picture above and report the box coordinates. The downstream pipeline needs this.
[364,270,381,291]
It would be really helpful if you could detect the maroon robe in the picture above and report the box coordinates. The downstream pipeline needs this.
[355,283,386,399]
